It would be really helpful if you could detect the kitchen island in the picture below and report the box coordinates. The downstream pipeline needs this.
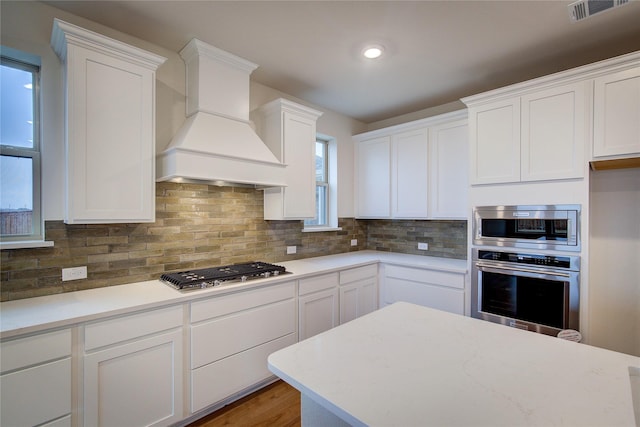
[268,302,640,426]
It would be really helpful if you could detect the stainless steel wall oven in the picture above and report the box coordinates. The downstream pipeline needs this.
[473,204,581,252]
[471,248,580,336]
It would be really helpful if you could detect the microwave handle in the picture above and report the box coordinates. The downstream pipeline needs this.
[475,262,571,278]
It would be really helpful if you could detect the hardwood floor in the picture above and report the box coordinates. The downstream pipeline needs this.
[188,380,301,427]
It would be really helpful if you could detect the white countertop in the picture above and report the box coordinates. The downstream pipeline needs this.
[0,251,466,339]
[268,302,640,427]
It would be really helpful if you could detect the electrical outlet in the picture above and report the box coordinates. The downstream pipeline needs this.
[62,266,87,281]
[350,239,358,246]
[286,246,297,255]
[418,242,429,251]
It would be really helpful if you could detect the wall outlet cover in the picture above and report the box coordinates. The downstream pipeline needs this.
[286,246,297,254]
[350,239,358,246]
[62,266,87,281]
[418,242,429,250]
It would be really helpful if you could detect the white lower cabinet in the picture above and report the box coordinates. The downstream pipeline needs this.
[1,329,72,427]
[190,282,297,413]
[83,306,184,427]
[298,273,340,340]
[381,264,465,315]
[339,265,378,324]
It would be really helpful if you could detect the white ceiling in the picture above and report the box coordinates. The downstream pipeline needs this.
[43,0,640,123]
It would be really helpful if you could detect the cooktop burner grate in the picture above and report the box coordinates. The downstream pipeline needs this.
[160,261,287,291]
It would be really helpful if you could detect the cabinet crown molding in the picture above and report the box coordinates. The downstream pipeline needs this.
[254,98,323,121]
[50,18,166,70]
[462,50,640,107]
[353,109,467,141]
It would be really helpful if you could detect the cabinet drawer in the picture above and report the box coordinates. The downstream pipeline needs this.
[298,273,339,295]
[191,282,295,323]
[0,358,71,426]
[385,265,464,290]
[1,329,71,373]
[191,333,296,413]
[191,299,296,369]
[340,265,377,285]
[85,305,183,351]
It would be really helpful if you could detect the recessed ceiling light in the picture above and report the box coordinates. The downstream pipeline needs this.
[363,45,383,59]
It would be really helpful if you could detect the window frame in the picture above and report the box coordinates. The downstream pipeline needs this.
[0,53,45,245]
[304,135,340,232]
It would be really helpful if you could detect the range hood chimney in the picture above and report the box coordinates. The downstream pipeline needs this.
[157,39,286,187]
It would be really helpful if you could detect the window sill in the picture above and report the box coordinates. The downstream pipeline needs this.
[302,227,343,233]
[0,240,54,250]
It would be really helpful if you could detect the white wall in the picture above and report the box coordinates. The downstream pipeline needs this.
[0,0,365,221]
[589,168,640,357]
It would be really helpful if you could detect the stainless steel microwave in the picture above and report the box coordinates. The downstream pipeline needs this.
[473,205,581,252]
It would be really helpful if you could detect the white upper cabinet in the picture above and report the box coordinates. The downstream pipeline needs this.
[252,98,323,220]
[51,19,166,224]
[467,81,586,185]
[391,128,429,218]
[521,83,586,181]
[355,110,468,219]
[468,98,521,184]
[428,118,469,218]
[593,66,640,158]
[356,136,391,218]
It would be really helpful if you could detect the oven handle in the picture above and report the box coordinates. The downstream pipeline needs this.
[474,262,571,278]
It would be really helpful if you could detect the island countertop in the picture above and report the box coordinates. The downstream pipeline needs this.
[268,302,640,426]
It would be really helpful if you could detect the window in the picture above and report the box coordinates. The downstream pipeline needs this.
[304,137,329,228]
[302,135,339,231]
[1,53,43,243]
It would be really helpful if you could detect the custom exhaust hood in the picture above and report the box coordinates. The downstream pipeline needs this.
[157,39,286,187]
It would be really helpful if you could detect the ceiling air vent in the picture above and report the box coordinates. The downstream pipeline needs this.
[568,0,630,22]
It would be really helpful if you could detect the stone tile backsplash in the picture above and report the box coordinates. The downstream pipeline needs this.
[365,219,467,258]
[0,182,466,301]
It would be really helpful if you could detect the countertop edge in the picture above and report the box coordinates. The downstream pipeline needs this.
[0,251,467,339]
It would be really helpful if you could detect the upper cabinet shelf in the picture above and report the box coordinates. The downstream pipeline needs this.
[51,19,166,224]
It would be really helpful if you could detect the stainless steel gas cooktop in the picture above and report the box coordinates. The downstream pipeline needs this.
[160,261,288,291]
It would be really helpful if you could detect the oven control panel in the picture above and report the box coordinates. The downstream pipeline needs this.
[476,250,576,269]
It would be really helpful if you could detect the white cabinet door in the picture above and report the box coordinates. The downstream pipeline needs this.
[1,329,72,427]
[1,358,71,427]
[299,288,339,340]
[469,98,521,184]
[84,329,183,427]
[254,98,322,220]
[339,277,378,324]
[51,20,166,224]
[357,136,391,218]
[383,276,464,315]
[429,119,469,218]
[593,66,640,158]
[282,111,317,218]
[382,264,465,315]
[391,128,429,218]
[521,82,586,181]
